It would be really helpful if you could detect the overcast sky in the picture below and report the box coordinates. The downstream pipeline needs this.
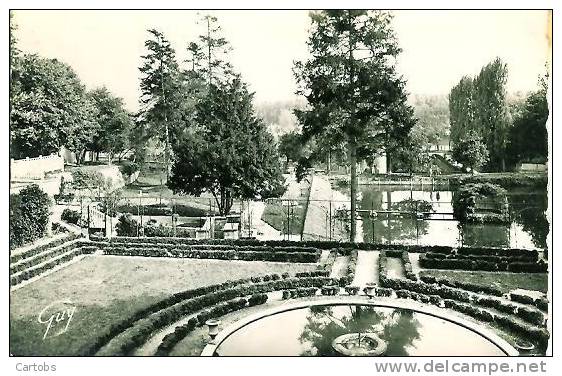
[13,10,551,111]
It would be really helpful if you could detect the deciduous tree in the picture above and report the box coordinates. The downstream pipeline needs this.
[451,131,489,174]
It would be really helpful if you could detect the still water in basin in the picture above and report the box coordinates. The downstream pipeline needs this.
[331,185,547,250]
[215,305,507,356]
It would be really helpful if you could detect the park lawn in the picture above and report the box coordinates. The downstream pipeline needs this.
[419,270,548,294]
[10,255,316,356]
[262,201,305,235]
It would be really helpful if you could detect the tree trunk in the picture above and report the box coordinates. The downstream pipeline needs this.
[348,140,357,243]
[386,152,392,174]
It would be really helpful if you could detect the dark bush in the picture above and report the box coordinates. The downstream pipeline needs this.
[116,214,138,237]
[61,208,81,225]
[10,185,52,249]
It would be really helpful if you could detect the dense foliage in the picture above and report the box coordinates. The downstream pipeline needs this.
[10,54,98,160]
[449,58,510,171]
[168,78,286,215]
[10,184,52,249]
[507,80,549,165]
[294,10,416,240]
[452,182,507,222]
[451,131,489,173]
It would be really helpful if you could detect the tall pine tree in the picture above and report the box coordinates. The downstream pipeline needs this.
[138,29,186,177]
[294,10,415,241]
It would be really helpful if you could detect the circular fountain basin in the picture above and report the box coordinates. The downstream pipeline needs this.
[202,298,517,356]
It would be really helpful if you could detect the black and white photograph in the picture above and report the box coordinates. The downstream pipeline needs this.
[6,3,555,369]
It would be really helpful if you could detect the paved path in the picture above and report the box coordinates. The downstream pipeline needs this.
[329,256,349,279]
[352,251,380,286]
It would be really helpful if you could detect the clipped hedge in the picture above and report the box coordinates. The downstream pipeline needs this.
[10,240,83,274]
[156,293,268,356]
[10,232,82,264]
[102,245,318,263]
[419,253,547,273]
[10,246,96,286]
[401,251,417,281]
[419,275,503,297]
[83,275,335,356]
[282,287,319,300]
[391,279,549,349]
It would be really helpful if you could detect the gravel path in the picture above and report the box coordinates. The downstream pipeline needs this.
[329,256,349,278]
[352,251,380,286]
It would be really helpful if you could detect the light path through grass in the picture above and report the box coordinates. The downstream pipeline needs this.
[386,257,405,279]
[352,251,379,286]
[329,256,349,279]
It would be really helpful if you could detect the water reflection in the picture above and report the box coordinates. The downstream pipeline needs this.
[349,186,548,250]
[215,305,507,356]
[299,305,420,356]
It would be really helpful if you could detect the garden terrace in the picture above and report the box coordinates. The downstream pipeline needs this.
[10,232,83,264]
[93,273,336,356]
[10,256,317,356]
[377,273,549,351]
[10,245,97,286]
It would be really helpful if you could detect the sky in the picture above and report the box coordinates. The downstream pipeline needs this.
[12,10,551,111]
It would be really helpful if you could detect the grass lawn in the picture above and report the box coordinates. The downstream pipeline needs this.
[419,270,548,294]
[262,201,305,235]
[10,255,316,356]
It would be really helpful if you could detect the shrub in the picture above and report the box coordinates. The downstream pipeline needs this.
[517,306,545,326]
[116,214,138,237]
[61,208,81,225]
[248,293,268,306]
[10,185,52,249]
[535,297,549,312]
[510,292,535,305]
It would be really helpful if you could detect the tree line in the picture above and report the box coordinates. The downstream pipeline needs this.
[9,13,286,217]
[449,57,548,172]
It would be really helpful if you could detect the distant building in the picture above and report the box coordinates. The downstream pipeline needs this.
[429,135,451,152]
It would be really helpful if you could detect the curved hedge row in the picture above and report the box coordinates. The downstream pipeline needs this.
[96,276,334,356]
[81,274,335,356]
[419,275,504,297]
[155,293,269,356]
[380,275,549,348]
[510,292,549,312]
